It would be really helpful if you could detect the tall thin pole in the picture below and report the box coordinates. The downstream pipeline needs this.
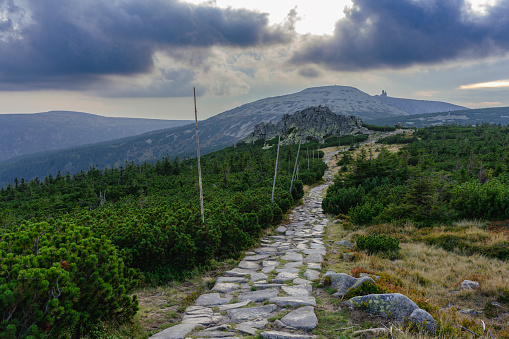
[271,135,281,203]
[290,138,302,193]
[194,88,204,222]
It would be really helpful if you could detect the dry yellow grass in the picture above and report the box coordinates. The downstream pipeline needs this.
[323,218,509,338]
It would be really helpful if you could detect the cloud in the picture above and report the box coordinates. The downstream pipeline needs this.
[460,79,509,89]
[0,0,294,91]
[292,0,509,71]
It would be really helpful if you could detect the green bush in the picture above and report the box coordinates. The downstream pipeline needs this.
[356,234,400,257]
[0,222,138,338]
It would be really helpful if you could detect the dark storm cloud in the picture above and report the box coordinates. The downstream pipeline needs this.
[292,0,509,71]
[0,0,293,90]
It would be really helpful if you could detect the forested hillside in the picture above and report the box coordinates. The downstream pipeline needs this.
[0,138,327,338]
[324,123,509,253]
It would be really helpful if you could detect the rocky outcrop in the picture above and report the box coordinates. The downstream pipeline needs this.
[244,106,363,145]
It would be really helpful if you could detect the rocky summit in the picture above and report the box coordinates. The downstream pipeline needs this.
[244,106,364,145]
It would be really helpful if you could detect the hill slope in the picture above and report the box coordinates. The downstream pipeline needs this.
[375,95,468,115]
[0,86,468,186]
[0,111,192,163]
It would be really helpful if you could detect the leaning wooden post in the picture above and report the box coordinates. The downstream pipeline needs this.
[271,135,281,203]
[193,87,204,222]
[290,138,302,193]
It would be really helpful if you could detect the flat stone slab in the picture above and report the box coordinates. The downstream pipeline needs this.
[275,226,287,233]
[252,282,285,289]
[149,323,198,339]
[306,263,321,270]
[293,278,312,285]
[303,248,326,256]
[268,297,316,307]
[238,288,278,302]
[195,293,229,306]
[227,304,277,323]
[250,272,268,281]
[262,265,277,273]
[261,331,317,339]
[263,260,278,267]
[238,261,259,270]
[244,254,271,261]
[281,306,318,330]
[182,306,222,326]
[193,330,238,338]
[304,253,323,263]
[272,272,299,283]
[225,268,256,277]
[218,300,251,311]
[216,277,246,283]
[235,325,257,336]
[304,269,320,281]
[255,247,278,254]
[275,267,299,274]
[212,282,239,293]
[282,284,312,297]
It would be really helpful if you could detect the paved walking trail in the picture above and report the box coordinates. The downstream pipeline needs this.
[151,150,341,339]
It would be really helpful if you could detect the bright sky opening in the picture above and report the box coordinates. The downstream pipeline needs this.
[460,80,509,89]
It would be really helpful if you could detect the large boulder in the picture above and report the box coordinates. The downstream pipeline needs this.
[321,272,376,298]
[345,293,437,333]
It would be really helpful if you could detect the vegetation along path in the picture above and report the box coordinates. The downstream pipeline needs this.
[150,150,341,339]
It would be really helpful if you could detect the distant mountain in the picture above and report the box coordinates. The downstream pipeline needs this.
[0,111,192,163]
[375,92,468,115]
[0,86,473,186]
[369,107,509,127]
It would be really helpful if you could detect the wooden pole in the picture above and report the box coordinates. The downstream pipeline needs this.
[193,88,204,222]
[290,138,302,193]
[271,135,281,203]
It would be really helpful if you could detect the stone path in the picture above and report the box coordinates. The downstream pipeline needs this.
[151,151,340,339]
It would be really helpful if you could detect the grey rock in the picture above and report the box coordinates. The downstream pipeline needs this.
[284,262,303,269]
[149,323,198,339]
[359,273,380,280]
[182,306,222,326]
[275,226,287,233]
[227,304,277,323]
[281,306,318,330]
[262,265,277,273]
[459,308,482,316]
[342,252,354,260]
[461,280,480,290]
[282,284,312,297]
[263,260,279,267]
[293,278,312,285]
[218,300,251,311]
[244,254,271,261]
[261,330,318,339]
[281,252,303,262]
[238,261,259,270]
[193,330,237,338]
[268,297,317,307]
[255,247,278,254]
[240,319,268,329]
[335,240,354,248]
[345,293,419,320]
[272,272,299,283]
[195,293,229,306]
[253,282,285,289]
[321,272,357,296]
[235,325,257,335]
[212,282,239,293]
[304,253,323,263]
[304,269,320,281]
[225,268,256,277]
[303,248,326,256]
[276,267,300,274]
[216,277,246,283]
[251,272,269,281]
[238,288,279,302]
[306,263,321,270]
[409,308,437,333]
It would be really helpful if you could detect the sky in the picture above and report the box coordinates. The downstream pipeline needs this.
[1,0,509,120]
